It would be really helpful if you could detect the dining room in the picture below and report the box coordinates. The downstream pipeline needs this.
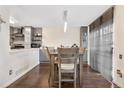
[0,4,124,88]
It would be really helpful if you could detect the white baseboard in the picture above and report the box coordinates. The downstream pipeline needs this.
[40,61,49,63]
[2,63,39,88]
[112,80,122,88]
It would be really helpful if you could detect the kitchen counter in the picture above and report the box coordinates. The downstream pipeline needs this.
[9,48,39,54]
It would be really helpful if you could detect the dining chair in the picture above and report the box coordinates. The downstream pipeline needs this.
[46,47,58,87]
[57,48,79,88]
[46,47,54,87]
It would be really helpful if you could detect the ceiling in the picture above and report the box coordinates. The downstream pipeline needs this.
[5,5,112,27]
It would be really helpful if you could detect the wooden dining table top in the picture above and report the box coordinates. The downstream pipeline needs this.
[49,48,84,55]
[49,49,84,65]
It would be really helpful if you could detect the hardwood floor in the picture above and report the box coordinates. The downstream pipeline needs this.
[81,65,118,88]
[8,63,119,88]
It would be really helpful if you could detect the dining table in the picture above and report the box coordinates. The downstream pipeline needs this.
[49,48,84,87]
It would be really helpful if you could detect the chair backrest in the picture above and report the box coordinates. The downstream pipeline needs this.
[58,48,79,64]
[46,47,55,60]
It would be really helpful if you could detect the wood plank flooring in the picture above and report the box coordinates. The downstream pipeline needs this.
[8,63,119,88]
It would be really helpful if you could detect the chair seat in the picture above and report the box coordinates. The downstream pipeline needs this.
[61,64,74,70]
[59,59,79,70]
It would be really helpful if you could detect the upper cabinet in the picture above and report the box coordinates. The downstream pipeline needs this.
[10,26,42,49]
[31,27,42,48]
[10,26,25,49]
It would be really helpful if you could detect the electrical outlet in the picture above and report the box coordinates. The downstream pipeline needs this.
[117,69,120,74]
[119,54,123,59]
[9,70,13,75]
[117,69,122,78]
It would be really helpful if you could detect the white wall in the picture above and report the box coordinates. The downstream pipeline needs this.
[0,7,80,87]
[113,5,124,87]
[0,6,39,87]
[39,27,80,63]
[42,27,80,48]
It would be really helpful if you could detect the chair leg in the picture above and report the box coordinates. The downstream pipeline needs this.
[59,80,61,88]
[78,65,80,87]
[59,76,61,88]
[48,66,51,87]
[48,72,51,87]
[48,64,52,88]
[59,68,61,88]
[74,67,77,88]
[74,77,76,88]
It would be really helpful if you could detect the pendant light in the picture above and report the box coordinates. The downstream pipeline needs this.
[63,10,68,32]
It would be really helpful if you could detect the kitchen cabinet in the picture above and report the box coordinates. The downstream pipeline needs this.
[10,26,42,49]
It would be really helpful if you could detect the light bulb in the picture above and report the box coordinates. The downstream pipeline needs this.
[64,21,67,32]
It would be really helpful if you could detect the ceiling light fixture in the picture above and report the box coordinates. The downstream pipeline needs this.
[63,10,68,32]
[64,21,67,32]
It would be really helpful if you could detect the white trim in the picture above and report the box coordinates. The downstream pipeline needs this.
[1,62,39,88]
[87,26,90,65]
[112,81,122,88]
[40,61,49,63]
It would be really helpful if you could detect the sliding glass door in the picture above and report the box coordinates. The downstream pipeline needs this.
[100,20,113,81]
[90,20,113,81]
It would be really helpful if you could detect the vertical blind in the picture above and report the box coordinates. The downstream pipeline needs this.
[89,7,113,81]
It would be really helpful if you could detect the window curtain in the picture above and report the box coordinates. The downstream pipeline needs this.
[90,20,113,81]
